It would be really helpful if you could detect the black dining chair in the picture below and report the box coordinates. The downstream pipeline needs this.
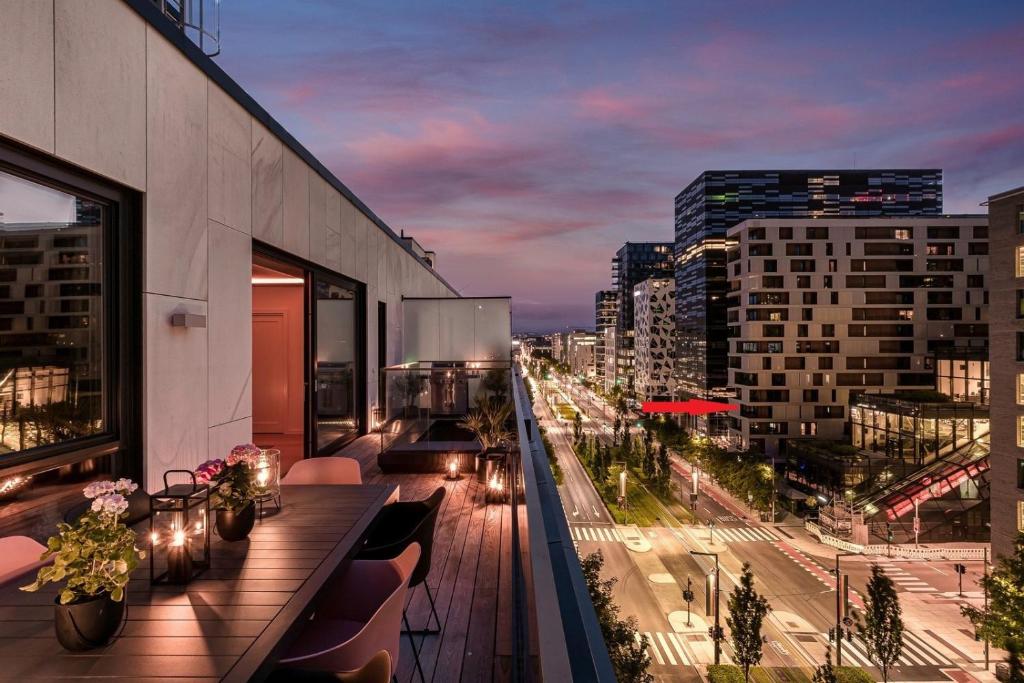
[63,487,151,527]
[355,486,446,683]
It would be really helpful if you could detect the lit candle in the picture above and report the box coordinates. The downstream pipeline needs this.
[447,460,458,479]
[166,529,193,584]
[256,467,269,488]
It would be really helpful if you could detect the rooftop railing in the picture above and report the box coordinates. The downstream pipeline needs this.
[509,364,616,682]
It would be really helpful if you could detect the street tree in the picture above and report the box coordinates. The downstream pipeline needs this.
[580,550,653,683]
[812,646,837,683]
[962,533,1024,680]
[612,415,622,446]
[726,562,771,683]
[573,411,583,444]
[862,565,903,683]
[657,443,671,493]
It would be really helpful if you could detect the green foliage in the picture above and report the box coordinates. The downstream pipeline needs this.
[22,480,144,604]
[458,398,513,450]
[708,665,746,683]
[726,562,771,682]
[861,565,903,683]
[573,411,583,443]
[580,550,653,683]
[835,668,875,683]
[813,646,837,683]
[962,533,1024,677]
[538,426,564,485]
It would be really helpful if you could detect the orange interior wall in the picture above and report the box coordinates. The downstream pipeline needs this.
[252,284,305,439]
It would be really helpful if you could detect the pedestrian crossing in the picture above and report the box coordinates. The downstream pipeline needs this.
[635,631,694,667]
[823,630,953,668]
[570,525,623,543]
[709,526,776,543]
[875,562,936,593]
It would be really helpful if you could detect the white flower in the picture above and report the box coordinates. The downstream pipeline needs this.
[91,498,105,512]
[113,478,138,494]
[83,481,115,499]
[101,494,128,516]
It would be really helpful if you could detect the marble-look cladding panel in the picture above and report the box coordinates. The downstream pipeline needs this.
[54,0,146,189]
[144,294,209,493]
[146,28,208,300]
[0,1,54,152]
[209,417,252,462]
[208,84,252,234]
[208,221,252,427]
[251,119,284,247]
[282,148,309,259]
[308,172,328,267]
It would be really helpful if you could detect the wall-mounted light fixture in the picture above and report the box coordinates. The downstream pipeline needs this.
[170,313,207,328]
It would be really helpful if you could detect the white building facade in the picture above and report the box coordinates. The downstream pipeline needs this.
[633,278,675,401]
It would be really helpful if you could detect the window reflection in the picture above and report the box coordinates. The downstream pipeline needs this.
[316,281,357,451]
[0,169,105,456]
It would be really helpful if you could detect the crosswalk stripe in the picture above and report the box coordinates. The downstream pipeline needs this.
[657,632,676,665]
[827,631,952,667]
[667,632,689,665]
[645,632,665,665]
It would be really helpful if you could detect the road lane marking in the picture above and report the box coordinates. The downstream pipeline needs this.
[657,633,676,665]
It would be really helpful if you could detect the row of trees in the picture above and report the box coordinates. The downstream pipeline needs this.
[572,415,673,500]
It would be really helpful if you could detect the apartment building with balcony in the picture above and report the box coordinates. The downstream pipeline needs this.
[633,278,675,401]
[674,169,943,406]
[726,216,988,456]
[988,185,1024,560]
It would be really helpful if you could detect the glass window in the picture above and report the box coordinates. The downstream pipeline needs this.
[1018,459,1024,489]
[1018,416,1024,448]
[1017,247,1024,278]
[0,168,106,457]
[1018,375,1024,405]
[315,280,359,452]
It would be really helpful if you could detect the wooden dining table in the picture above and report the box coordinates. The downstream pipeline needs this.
[0,483,396,681]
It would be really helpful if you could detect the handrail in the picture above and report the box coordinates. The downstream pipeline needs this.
[511,365,617,682]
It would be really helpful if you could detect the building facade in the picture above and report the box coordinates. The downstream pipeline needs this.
[674,169,944,403]
[633,278,675,401]
[567,331,598,378]
[0,0,456,534]
[988,185,1024,560]
[727,216,987,456]
[603,325,617,393]
[612,242,673,396]
[594,289,617,382]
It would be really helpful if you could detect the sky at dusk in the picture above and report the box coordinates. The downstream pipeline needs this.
[216,0,1024,333]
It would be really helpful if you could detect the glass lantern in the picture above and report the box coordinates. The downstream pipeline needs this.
[149,470,211,585]
[253,448,281,515]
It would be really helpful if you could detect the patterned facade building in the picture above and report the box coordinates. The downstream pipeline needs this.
[726,215,987,456]
[633,278,675,401]
[674,169,944,406]
[612,242,673,396]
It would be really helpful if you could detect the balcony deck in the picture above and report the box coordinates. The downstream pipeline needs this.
[339,434,516,683]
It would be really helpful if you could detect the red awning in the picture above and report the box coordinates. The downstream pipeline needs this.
[640,399,739,415]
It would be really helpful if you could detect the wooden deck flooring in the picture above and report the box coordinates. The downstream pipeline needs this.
[339,434,515,683]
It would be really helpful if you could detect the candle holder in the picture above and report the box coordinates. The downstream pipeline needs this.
[445,456,461,481]
[253,448,282,517]
[149,470,210,585]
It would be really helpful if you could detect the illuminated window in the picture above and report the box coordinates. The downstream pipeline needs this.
[1017,246,1024,277]
[1019,375,1024,404]
[894,229,911,240]
[1019,502,1024,533]
[1018,416,1024,447]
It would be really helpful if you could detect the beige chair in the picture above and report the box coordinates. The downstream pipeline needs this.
[278,543,420,677]
[0,536,50,587]
[282,457,363,485]
[269,650,391,683]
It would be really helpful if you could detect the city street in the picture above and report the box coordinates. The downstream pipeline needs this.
[535,369,997,682]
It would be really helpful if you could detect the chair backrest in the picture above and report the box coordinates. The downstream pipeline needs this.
[280,544,419,674]
[0,536,49,587]
[407,487,445,586]
[282,457,362,485]
[356,487,445,588]
[270,651,391,683]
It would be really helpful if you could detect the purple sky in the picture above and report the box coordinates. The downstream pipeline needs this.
[217,1,1024,333]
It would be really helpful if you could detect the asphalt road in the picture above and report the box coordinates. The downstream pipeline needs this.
[535,372,986,681]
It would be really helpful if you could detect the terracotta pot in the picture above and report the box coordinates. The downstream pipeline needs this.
[216,501,256,541]
[54,591,124,651]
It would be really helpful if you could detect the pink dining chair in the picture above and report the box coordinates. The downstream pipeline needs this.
[268,650,392,683]
[278,543,421,680]
[282,457,363,485]
[0,536,50,587]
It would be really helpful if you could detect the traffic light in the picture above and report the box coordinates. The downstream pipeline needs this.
[828,628,835,643]
[953,563,967,575]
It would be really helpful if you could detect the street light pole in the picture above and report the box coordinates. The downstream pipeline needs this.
[833,552,855,667]
[691,551,721,665]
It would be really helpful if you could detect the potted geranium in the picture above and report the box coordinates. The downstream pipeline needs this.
[21,478,144,651]
[195,444,260,542]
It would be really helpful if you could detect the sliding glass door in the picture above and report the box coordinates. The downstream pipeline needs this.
[312,275,361,454]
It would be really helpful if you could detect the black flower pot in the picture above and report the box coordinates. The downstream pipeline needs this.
[216,501,256,541]
[54,592,124,651]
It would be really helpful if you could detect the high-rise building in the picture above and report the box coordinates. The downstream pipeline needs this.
[567,330,598,378]
[594,290,618,382]
[674,170,944,404]
[988,185,1024,560]
[633,278,675,401]
[612,242,673,395]
[603,325,617,394]
[727,215,987,456]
